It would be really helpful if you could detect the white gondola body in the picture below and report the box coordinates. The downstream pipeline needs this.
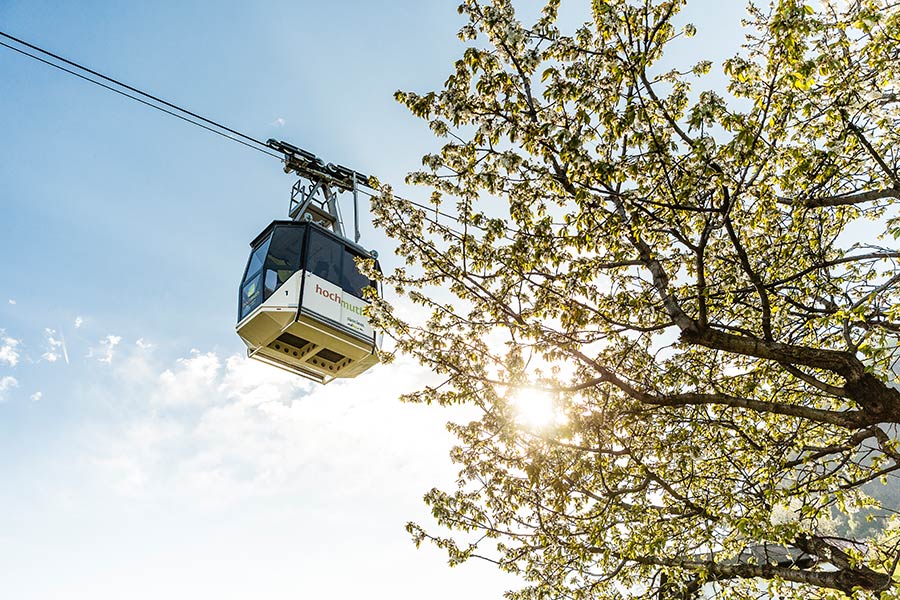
[236,222,381,384]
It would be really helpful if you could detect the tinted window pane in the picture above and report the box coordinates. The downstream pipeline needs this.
[246,234,271,279]
[267,226,303,272]
[305,230,343,286]
[264,227,304,298]
[240,272,263,320]
[264,269,279,297]
[341,251,372,298]
[264,267,296,298]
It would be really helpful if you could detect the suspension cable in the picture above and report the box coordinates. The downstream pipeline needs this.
[0,40,280,159]
[0,29,490,232]
[0,30,281,159]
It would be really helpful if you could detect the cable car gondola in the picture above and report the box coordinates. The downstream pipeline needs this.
[0,35,383,384]
[236,140,382,384]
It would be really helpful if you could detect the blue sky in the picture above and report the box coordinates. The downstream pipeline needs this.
[0,1,746,598]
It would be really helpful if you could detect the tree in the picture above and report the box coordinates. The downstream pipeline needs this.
[370,0,900,597]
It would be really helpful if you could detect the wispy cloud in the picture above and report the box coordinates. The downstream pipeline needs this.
[7,299,15,305]
[154,350,222,408]
[272,117,286,127]
[74,316,83,329]
[136,338,153,350]
[96,335,121,364]
[0,375,18,401]
[91,348,442,507]
[0,334,20,367]
[30,391,42,402]
[42,328,69,364]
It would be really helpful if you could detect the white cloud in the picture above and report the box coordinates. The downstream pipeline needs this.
[154,350,222,407]
[7,299,15,305]
[94,418,185,496]
[94,454,149,497]
[92,348,447,507]
[272,117,286,127]
[0,334,20,367]
[54,345,523,599]
[30,391,42,402]
[42,328,69,364]
[136,338,153,350]
[0,375,18,401]
[96,334,121,364]
[74,316,83,329]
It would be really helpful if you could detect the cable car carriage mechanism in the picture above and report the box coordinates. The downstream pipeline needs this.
[236,140,382,384]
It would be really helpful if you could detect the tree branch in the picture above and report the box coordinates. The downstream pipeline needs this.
[596,547,892,595]
[776,187,900,207]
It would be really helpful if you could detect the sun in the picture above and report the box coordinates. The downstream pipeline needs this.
[509,387,564,429]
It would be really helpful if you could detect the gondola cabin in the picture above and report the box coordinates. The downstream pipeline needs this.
[236,220,381,383]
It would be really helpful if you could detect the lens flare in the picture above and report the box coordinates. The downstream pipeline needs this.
[509,387,562,429]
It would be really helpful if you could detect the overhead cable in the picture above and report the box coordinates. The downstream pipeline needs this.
[0,29,485,230]
[0,30,280,159]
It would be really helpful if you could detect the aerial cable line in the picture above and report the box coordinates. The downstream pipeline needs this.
[0,30,280,159]
[0,30,488,232]
[0,40,279,158]
[356,187,468,230]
